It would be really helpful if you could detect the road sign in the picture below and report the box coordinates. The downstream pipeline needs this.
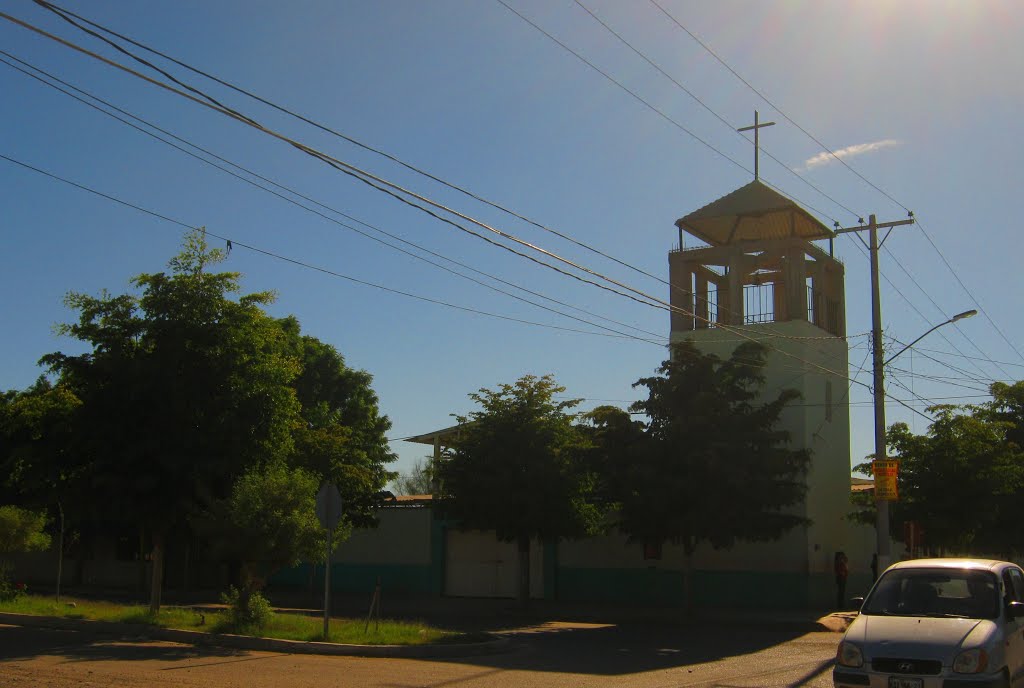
[873,460,899,501]
[316,482,343,530]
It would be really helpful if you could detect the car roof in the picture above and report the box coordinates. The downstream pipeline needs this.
[888,558,1017,573]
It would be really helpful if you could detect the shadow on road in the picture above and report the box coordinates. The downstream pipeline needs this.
[0,623,250,664]
[431,621,825,677]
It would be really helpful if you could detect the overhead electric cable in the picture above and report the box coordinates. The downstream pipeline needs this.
[885,334,1002,385]
[649,0,910,214]
[14,3,867,355]
[29,0,695,298]
[0,52,667,345]
[838,233,997,382]
[0,8,689,316]
[0,152,655,341]
[646,0,1022,373]
[572,0,862,220]
[879,241,1013,379]
[0,8,917,404]
[914,218,1024,366]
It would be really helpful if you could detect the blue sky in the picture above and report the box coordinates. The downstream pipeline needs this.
[2,0,1022,481]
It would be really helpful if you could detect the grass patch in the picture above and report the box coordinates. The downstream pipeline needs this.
[0,595,472,646]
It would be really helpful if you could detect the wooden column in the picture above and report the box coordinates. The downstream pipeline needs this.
[727,254,746,326]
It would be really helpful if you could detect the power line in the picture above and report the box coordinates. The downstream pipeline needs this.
[879,241,1013,380]
[1,8,691,317]
[29,0,695,305]
[494,0,850,227]
[14,2,872,359]
[649,0,909,214]
[838,232,999,383]
[572,0,862,220]
[0,51,668,346]
[643,0,1023,375]
[914,218,1024,365]
[0,152,656,341]
[1,7,925,415]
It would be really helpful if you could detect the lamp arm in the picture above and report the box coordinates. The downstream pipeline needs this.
[883,320,948,366]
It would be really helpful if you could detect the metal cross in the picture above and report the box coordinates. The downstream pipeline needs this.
[737,110,775,180]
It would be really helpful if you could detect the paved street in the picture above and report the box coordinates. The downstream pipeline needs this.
[0,621,840,687]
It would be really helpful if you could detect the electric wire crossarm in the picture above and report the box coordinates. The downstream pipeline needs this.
[1,143,922,420]
[646,0,1020,375]
[11,2,868,360]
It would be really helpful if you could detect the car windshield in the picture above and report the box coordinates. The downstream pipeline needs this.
[862,568,1000,619]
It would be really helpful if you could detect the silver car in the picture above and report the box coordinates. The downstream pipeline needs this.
[834,559,1024,688]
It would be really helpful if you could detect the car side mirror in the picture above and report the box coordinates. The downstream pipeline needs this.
[1008,601,1024,619]
[850,596,865,611]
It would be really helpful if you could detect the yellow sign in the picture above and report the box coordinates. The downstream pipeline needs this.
[873,459,899,501]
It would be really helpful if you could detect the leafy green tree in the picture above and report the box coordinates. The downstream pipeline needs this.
[392,457,434,496]
[283,323,397,527]
[196,462,334,616]
[438,375,602,608]
[0,505,51,555]
[623,341,811,610]
[870,398,1024,557]
[42,230,301,612]
[0,377,82,508]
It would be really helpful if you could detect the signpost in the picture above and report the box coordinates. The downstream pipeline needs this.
[872,460,899,501]
[315,482,343,639]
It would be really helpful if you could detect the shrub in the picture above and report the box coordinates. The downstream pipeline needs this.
[219,586,273,630]
[0,563,26,602]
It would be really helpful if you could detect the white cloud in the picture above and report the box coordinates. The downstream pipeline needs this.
[803,139,903,170]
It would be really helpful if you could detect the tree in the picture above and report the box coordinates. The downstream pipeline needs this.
[621,341,811,610]
[0,377,82,508]
[392,458,434,496]
[195,462,334,614]
[0,505,51,555]
[0,504,51,599]
[283,323,397,528]
[438,374,602,608]
[864,393,1024,557]
[42,230,302,612]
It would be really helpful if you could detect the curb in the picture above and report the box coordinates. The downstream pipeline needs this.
[0,612,512,658]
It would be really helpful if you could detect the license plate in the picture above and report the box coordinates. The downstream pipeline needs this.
[887,678,922,688]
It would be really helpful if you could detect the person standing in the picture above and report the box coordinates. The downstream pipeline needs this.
[834,551,850,610]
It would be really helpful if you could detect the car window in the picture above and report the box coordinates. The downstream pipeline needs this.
[1010,568,1024,602]
[1003,570,1018,604]
[863,568,999,619]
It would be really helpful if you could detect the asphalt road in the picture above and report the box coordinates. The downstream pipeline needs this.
[0,621,840,687]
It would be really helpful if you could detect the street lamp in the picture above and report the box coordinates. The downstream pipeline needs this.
[884,310,978,366]
[873,308,977,571]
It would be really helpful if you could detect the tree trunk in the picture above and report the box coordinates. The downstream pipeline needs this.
[517,534,530,610]
[149,532,164,615]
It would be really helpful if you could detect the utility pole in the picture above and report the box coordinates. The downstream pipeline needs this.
[834,213,914,573]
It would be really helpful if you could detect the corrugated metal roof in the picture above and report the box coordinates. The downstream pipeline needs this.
[675,180,834,246]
